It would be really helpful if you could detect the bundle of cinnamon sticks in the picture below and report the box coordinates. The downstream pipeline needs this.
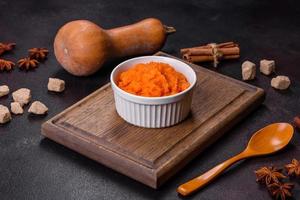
[180,42,240,67]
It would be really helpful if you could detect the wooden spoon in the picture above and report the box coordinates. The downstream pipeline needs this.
[177,123,294,196]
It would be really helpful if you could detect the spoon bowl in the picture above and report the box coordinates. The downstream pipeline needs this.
[246,123,294,155]
[177,123,294,196]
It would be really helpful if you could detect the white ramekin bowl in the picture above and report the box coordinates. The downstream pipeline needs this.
[110,56,197,128]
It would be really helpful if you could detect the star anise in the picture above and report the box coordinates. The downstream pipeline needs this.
[18,57,39,70]
[0,42,16,56]
[28,48,49,61]
[255,166,286,185]
[0,59,15,71]
[268,182,294,200]
[285,159,300,177]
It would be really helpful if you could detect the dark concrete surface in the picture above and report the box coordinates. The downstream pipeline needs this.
[0,0,300,199]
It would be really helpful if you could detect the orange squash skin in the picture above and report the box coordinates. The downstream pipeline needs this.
[107,18,167,57]
[54,18,170,76]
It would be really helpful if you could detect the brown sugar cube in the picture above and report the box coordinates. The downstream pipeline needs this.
[12,88,31,106]
[47,78,65,92]
[271,76,291,90]
[10,102,24,115]
[0,85,10,97]
[242,61,256,80]
[260,59,275,75]
[0,105,12,124]
[28,101,48,115]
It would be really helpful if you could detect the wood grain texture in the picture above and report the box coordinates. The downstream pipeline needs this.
[41,52,265,188]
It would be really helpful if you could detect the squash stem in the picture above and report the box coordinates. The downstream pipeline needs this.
[164,25,176,34]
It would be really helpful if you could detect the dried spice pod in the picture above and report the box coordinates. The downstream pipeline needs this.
[0,42,16,56]
[0,59,15,71]
[18,57,39,70]
[255,166,286,186]
[268,182,294,200]
[285,159,300,177]
[28,48,49,61]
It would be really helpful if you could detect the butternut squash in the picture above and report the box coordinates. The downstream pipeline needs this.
[54,18,175,76]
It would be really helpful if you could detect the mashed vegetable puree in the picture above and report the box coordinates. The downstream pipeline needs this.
[117,62,190,97]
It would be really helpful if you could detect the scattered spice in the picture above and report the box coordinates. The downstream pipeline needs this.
[180,41,240,67]
[255,166,286,185]
[0,59,15,71]
[28,48,49,61]
[268,182,294,200]
[255,160,300,200]
[293,116,300,129]
[0,42,16,56]
[18,57,39,70]
[285,159,300,177]
[0,44,49,72]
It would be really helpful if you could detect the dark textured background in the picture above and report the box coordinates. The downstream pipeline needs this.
[0,0,300,199]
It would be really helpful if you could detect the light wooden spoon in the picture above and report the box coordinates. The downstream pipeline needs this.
[177,123,294,196]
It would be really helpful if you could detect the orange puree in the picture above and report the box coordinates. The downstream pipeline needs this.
[117,62,190,97]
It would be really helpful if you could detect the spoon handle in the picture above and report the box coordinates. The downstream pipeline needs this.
[177,151,248,196]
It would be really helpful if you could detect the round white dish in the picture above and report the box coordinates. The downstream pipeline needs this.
[110,56,197,128]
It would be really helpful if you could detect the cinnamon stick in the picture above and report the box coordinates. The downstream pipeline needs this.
[183,54,240,63]
[180,41,240,67]
[181,42,238,54]
[217,41,236,48]
[184,47,239,56]
[180,46,210,54]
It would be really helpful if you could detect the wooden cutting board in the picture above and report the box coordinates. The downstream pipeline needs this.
[41,52,265,188]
